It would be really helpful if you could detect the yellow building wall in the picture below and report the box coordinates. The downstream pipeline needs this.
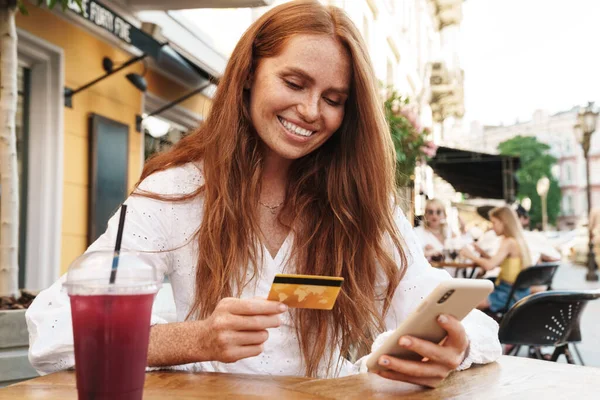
[17,8,212,274]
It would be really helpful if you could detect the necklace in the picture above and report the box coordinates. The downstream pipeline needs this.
[258,200,284,215]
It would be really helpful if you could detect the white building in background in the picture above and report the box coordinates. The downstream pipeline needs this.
[468,106,600,229]
[319,0,466,214]
[335,0,465,142]
[184,0,465,129]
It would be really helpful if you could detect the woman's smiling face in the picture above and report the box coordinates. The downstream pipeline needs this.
[248,34,351,161]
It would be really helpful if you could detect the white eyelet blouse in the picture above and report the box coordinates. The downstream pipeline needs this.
[26,163,502,378]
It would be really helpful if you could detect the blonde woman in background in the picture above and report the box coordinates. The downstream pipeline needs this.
[414,199,453,261]
[460,206,533,311]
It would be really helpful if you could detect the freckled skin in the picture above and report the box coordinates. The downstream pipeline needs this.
[249,34,352,161]
[250,34,352,258]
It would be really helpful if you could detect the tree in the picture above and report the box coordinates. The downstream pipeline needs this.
[498,136,561,228]
[0,0,80,298]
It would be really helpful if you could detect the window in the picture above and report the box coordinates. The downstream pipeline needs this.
[6,29,65,291]
[16,65,30,288]
[591,159,600,186]
[0,65,30,288]
[142,93,203,162]
[565,138,571,154]
[566,164,572,183]
[566,195,573,215]
[88,115,129,244]
[144,116,189,160]
[581,194,587,214]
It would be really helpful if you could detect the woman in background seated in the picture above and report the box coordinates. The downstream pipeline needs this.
[460,206,532,312]
[414,199,452,261]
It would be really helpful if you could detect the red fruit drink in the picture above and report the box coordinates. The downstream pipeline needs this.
[70,293,155,400]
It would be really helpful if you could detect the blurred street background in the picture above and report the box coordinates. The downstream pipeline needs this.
[0,0,599,386]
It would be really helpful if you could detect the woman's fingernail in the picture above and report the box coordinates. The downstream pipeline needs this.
[279,304,288,312]
[379,357,389,366]
[438,315,448,324]
[399,337,412,347]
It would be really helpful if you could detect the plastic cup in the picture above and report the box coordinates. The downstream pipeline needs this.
[64,250,162,400]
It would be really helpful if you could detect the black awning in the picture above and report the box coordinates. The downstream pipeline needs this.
[428,146,520,201]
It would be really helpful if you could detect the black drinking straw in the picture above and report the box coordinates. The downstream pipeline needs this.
[109,204,128,284]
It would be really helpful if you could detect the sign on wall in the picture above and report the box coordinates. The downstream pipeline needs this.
[68,0,134,44]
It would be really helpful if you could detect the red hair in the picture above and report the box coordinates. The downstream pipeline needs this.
[137,0,406,377]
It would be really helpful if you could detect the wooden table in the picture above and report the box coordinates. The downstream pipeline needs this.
[430,261,475,269]
[1,356,599,399]
[431,261,480,278]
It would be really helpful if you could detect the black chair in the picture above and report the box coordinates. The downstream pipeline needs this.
[493,262,560,316]
[498,290,600,365]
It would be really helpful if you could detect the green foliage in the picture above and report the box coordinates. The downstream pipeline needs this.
[16,0,81,15]
[498,136,561,227]
[384,89,433,187]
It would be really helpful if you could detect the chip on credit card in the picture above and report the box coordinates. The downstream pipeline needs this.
[267,273,344,310]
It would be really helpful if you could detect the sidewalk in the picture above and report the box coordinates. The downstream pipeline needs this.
[513,262,600,367]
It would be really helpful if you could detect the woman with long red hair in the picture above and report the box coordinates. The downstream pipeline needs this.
[27,0,500,388]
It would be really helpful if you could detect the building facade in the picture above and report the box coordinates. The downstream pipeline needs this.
[328,0,465,213]
[6,0,469,290]
[194,0,465,123]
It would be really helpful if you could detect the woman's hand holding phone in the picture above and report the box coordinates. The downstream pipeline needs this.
[366,279,492,388]
[374,314,469,388]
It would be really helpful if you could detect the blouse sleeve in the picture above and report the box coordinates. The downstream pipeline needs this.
[412,226,427,249]
[26,169,178,376]
[356,207,502,373]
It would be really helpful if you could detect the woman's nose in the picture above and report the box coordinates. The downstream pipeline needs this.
[297,94,319,122]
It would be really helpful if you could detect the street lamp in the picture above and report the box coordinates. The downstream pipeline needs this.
[574,101,599,282]
[536,176,550,231]
[522,197,532,212]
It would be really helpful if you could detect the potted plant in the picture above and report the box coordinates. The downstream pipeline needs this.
[384,89,437,217]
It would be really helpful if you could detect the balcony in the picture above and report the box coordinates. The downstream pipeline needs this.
[429,61,465,122]
[125,0,274,11]
[431,0,463,29]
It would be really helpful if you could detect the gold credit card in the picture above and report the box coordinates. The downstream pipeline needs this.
[267,274,344,310]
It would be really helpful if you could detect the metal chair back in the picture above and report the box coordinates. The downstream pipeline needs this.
[502,262,559,313]
[498,290,600,347]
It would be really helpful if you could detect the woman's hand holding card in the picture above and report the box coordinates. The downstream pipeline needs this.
[201,298,287,363]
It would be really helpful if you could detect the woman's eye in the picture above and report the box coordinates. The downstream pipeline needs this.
[284,80,302,90]
[324,98,342,107]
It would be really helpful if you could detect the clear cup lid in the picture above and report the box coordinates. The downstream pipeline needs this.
[63,250,162,296]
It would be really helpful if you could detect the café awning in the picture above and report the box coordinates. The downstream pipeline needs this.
[428,146,520,201]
